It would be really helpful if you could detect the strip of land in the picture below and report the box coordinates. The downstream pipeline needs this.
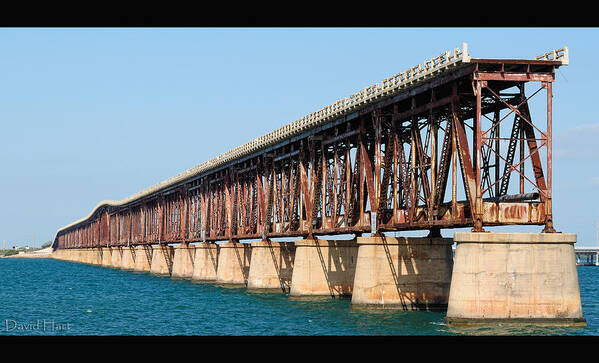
[2,247,53,258]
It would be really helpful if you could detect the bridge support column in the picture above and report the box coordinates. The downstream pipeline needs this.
[101,247,112,267]
[150,244,174,276]
[82,249,91,263]
[289,239,358,298]
[171,243,195,279]
[87,248,99,264]
[191,243,219,282]
[351,235,454,310]
[247,241,295,292]
[445,232,586,327]
[74,249,82,263]
[63,249,74,262]
[91,248,103,265]
[133,245,153,272]
[110,247,123,268]
[51,249,65,261]
[215,241,251,287]
[120,247,136,270]
[75,249,85,263]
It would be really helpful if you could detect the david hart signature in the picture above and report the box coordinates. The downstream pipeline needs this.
[3,319,71,332]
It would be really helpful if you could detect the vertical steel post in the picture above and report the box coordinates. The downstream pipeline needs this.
[543,81,555,233]
[519,84,525,195]
[494,110,500,198]
[473,80,484,232]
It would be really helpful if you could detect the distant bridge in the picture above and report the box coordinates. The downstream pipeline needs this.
[53,43,569,250]
[575,247,599,266]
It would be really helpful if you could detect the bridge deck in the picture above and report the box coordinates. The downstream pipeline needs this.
[54,44,570,249]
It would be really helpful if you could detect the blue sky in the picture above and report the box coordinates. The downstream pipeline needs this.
[0,28,597,247]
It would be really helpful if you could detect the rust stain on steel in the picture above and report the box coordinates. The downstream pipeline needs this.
[498,203,529,224]
[53,45,568,250]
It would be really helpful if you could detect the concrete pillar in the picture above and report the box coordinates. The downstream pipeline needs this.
[215,241,251,286]
[247,241,295,292]
[110,247,123,268]
[74,249,82,263]
[596,252,599,266]
[289,239,358,298]
[351,235,454,310]
[77,249,85,263]
[133,245,153,272]
[84,249,94,264]
[150,244,174,276]
[101,247,112,267]
[120,247,136,270]
[171,243,195,279]
[86,248,99,264]
[445,232,586,327]
[191,243,219,282]
[90,248,103,265]
[51,250,64,260]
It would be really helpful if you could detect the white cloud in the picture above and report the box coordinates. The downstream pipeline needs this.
[553,123,599,160]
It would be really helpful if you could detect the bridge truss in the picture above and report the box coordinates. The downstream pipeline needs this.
[54,44,569,250]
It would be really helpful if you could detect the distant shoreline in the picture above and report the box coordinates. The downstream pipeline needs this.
[1,247,52,259]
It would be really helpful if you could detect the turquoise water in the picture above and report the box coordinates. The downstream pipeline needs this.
[0,258,596,336]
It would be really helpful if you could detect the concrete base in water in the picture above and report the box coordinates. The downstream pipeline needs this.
[289,239,358,298]
[351,236,454,310]
[192,243,219,281]
[51,249,67,261]
[84,248,96,264]
[79,249,88,263]
[445,232,586,327]
[216,241,251,286]
[247,241,295,292]
[101,248,112,267]
[150,244,174,276]
[120,247,136,270]
[110,247,123,268]
[89,248,102,265]
[171,243,195,279]
[133,245,153,272]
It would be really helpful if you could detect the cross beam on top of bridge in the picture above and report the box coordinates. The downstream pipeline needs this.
[53,43,570,250]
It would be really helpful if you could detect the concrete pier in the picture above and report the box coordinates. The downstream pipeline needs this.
[191,243,219,281]
[110,247,123,268]
[90,248,102,265]
[84,248,94,264]
[289,239,358,298]
[150,244,174,276]
[247,241,295,292]
[101,247,112,267]
[133,245,153,272]
[120,247,136,270]
[171,243,195,279]
[445,232,586,327]
[216,241,251,286]
[351,235,454,310]
[73,249,81,263]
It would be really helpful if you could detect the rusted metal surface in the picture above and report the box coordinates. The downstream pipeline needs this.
[54,45,568,250]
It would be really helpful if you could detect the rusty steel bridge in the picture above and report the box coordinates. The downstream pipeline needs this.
[53,43,569,251]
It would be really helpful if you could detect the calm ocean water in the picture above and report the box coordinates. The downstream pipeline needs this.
[0,258,596,336]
